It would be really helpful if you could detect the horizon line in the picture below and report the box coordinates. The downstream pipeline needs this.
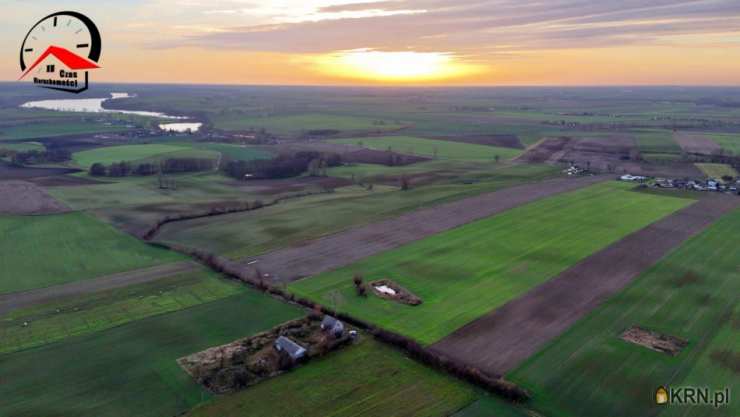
[5,80,740,89]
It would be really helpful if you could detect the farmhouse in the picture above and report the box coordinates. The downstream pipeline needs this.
[274,336,306,361]
[320,315,345,337]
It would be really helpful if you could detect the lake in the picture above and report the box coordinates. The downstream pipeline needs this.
[159,122,203,133]
[20,93,200,131]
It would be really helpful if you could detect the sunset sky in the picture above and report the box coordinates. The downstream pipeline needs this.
[4,0,740,85]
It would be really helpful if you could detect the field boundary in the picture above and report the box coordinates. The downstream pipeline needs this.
[0,261,198,315]
[429,194,740,376]
[232,175,609,284]
[151,240,531,403]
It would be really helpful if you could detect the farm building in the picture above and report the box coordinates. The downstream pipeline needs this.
[274,336,306,361]
[320,316,345,337]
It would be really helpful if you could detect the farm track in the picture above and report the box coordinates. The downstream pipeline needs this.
[231,175,609,284]
[0,261,198,315]
[429,193,740,376]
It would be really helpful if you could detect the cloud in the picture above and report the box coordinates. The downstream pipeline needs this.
[151,0,740,57]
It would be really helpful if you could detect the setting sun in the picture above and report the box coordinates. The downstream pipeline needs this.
[314,49,483,82]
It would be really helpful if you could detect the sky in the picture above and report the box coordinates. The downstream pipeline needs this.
[4,0,740,86]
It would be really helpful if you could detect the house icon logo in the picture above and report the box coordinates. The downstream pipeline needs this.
[656,386,669,405]
[18,11,101,93]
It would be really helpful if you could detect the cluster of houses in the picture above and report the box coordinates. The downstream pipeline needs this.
[620,174,740,195]
[273,316,356,362]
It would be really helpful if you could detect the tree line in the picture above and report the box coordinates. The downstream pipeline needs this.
[222,151,342,180]
[89,157,215,177]
[6,149,71,166]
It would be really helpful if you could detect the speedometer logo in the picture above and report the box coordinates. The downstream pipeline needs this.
[19,11,102,93]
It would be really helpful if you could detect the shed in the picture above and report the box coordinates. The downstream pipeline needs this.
[274,336,306,361]
[321,315,345,337]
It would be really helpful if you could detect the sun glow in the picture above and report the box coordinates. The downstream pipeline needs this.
[315,49,483,82]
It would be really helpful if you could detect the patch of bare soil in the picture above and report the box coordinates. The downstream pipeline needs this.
[429,194,740,376]
[370,279,422,305]
[430,135,525,149]
[0,180,69,214]
[28,175,107,187]
[673,271,703,287]
[517,135,700,177]
[516,137,573,163]
[177,316,354,393]
[233,175,607,284]
[710,350,740,374]
[620,326,688,355]
[0,162,80,180]
[675,132,722,156]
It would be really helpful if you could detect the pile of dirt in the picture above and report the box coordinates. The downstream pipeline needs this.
[177,316,354,394]
[620,326,688,355]
[0,180,69,214]
[433,134,524,149]
[371,279,422,305]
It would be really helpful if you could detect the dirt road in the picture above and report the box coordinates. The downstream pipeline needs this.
[233,175,608,284]
[0,261,198,315]
[429,194,739,376]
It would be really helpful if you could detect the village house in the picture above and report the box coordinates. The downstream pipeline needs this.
[273,336,306,362]
[320,316,345,338]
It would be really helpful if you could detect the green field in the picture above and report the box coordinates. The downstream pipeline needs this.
[49,173,255,211]
[0,213,183,294]
[289,182,693,344]
[48,171,346,236]
[0,268,243,354]
[331,136,522,160]
[326,159,556,182]
[0,292,302,417]
[156,164,560,259]
[708,133,740,155]
[452,396,531,417]
[212,113,399,135]
[633,129,681,155]
[189,142,273,161]
[0,121,128,140]
[510,210,740,417]
[695,163,738,180]
[0,141,45,152]
[187,337,479,417]
[73,144,191,167]
[327,160,453,179]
